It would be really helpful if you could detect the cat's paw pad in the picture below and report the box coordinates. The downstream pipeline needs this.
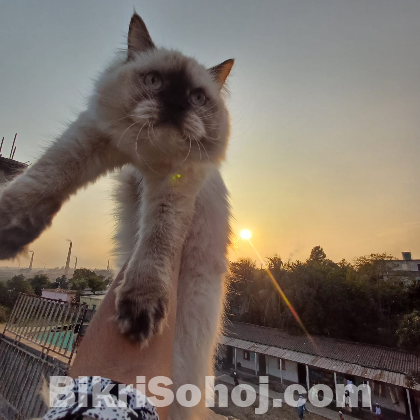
[115,286,169,346]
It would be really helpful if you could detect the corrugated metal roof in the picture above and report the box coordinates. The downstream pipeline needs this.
[221,323,420,390]
[222,335,416,389]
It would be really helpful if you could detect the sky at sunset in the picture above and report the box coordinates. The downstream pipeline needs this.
[1,0,420,270]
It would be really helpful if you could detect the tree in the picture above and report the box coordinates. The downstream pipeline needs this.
[308,246,326,262]
[353,253,396,282]
[0,282,9,307]
[0,305,8,323]
[28,274,52,296]
[227,258,261,320]
[397,310,420,354]
[266,255,283,276]
[70,268,106,292]
[55,275,68,290]
[6,275,33,307]
[225,247,418,350]
[229,258,256,284]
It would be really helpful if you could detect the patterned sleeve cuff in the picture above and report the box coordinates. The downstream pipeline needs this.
[43,376,159,420]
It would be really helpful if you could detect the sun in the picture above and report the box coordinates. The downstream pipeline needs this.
[240,229,252,240]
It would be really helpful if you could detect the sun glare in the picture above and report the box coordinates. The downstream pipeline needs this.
[240,229,252,240]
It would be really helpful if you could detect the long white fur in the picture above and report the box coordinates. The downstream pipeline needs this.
[115,165,230,420]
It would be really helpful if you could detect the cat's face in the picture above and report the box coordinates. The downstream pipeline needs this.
[95,13,233,171]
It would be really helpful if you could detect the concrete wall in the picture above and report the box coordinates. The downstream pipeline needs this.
[235,348,258,372]
[80,295,105,310]
[232,349,299,382]
[266,355,299,382]
[392,260,420,272]
[41,290,76,302]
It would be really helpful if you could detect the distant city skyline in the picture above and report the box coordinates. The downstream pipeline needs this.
[1,0,420,269]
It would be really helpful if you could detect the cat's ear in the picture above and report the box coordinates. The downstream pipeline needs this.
[209,59,234,89]
[127,13,155,60]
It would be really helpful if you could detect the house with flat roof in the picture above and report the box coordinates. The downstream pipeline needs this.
[220,322,420,420]
[41,289,77,303]
[80,294,106,310]
[386,252,420,283]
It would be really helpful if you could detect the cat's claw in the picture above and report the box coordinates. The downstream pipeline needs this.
[115,280,169,345]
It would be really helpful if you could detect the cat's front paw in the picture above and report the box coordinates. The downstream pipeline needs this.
[115,271,169,345]
[0,188,60,260]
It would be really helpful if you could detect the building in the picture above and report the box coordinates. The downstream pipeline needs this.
[387,252,420,282]
[80,294,106,310]
[221,322,420,420]
[41,289,77,303]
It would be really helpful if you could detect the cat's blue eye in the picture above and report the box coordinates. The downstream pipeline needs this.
[190,89,207,106]
[144,72,163,90]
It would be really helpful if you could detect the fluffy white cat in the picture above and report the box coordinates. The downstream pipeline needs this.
[0,13,233,420]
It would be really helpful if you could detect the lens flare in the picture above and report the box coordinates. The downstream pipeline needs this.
[240,229,252,240]
[241,236,319,351]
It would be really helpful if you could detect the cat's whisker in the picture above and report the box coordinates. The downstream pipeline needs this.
[200,118,218,125]
[150,123,170,155]
[147,121,160,151]
[204,137,221,144]
[193,135,202,162]
[127,78,146,100]
[135,114,156,121]
[142,159,162,175]
[134,121,163,176]
[132,89,148,103]
[117,120,140,149]
[197,106,220,117]
[134,121,149,157]
[110,114,138,124]
[197,103,218,114]
[123,85,140,103]
[201,109,219,118]
[135,84,153,102]
[201,110,222,119]
[196,137,210,160]
[147,121,168,156]
[179,135,192,165]
[135,121,149,143]
[200,115,221,124]
[203,133,222,141]
[201,122,220,129]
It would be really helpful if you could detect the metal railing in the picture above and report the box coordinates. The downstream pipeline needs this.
[4,294,87,362]
[0,294,88,419]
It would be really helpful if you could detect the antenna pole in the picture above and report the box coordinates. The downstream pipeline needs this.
[9,133,17,159]
[0,137,4,154]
